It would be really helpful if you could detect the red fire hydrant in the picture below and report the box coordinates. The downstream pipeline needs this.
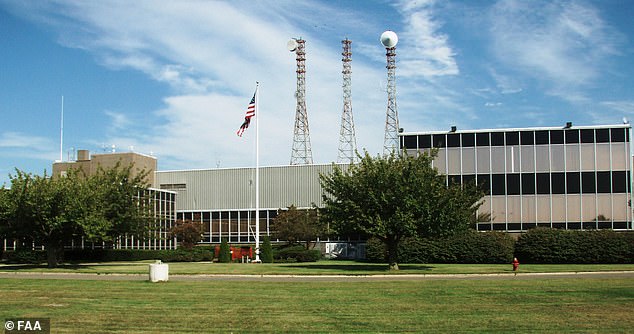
[512,257,520,275]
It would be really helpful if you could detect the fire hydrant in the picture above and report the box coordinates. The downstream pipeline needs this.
[512,257,520,275]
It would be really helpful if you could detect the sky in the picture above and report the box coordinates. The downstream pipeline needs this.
[1,0,634,186]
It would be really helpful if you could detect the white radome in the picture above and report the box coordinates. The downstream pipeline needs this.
[380,30,398,48]
[287,39,298,52]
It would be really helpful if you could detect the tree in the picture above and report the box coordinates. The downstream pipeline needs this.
[319,151,484,270]
[273,205,325,249]
[260,235,274,263]
[218,238,231,263]
[170,220,203,250]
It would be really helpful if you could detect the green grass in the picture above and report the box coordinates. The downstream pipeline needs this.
[1,277,633,333]
[2,260,634,275]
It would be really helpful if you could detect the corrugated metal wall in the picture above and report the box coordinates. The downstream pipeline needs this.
[155,164,347,211]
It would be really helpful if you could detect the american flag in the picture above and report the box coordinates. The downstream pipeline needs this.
[237,92,256,137]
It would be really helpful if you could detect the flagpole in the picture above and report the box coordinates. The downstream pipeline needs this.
[254,82,261,263]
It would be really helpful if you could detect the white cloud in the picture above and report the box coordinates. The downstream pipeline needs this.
[489,0,622,95]
[394,0,459,77]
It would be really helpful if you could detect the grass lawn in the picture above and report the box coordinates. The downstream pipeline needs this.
[0,276,633,333]
[2,260,634,275]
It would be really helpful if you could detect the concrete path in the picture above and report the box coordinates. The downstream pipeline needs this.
[1,271,633,282]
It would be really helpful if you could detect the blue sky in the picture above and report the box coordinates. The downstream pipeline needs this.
[1,0,634,186]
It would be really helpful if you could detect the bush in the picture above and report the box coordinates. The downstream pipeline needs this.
[260,236,274,263]
[273,245,321,262]
[366,231,515,264]
[4,247,215,264]
[218,238,231,263]
[514,228,634,264]
[4,249,46,264]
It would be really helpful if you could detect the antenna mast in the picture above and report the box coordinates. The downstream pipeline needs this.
[381,31,400,155]
[337,39,357,164]
[288,38,313,165]
[59,95,64,162]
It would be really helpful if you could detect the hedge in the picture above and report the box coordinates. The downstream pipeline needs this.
[273,245,321,263]
[366,230,516,264]
[514,228,634,264]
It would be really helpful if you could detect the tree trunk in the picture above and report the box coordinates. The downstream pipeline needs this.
[45,243,61,268]
[387,241,399,271]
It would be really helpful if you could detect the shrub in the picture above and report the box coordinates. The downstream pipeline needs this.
[260,236,274,263]
[218,238,231,263]
[170,220,203,250]
[4,249,46,264]
[273,245,321,262]
[515,228,634,264]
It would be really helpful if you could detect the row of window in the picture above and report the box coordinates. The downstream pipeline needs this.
[402,127,630,149]
[176,210,278,222]
[449,171,630,195]
[477,221,631,231]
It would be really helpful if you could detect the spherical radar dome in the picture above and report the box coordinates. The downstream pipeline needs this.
[380,30,398,48]
[287,39,298,52]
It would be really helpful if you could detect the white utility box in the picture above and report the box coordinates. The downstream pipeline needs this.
[149,260,169,282]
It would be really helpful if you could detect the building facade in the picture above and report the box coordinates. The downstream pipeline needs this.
[400,124,632,232]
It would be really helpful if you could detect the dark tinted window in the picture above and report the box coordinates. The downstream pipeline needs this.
[505,132,519,146]
[565,129,579,143]
[491,132,505,146]
[448,175,461,186]
[419,135,432,149]
[535,130,549,145]
[595,129,609,143]
[550,130,564,144]
[461,133,475,147]
[582,172,596,193]
[492,174,505,195]
[521,173,535,194]
[580,129,594,143]
[551,172,565,194]
[506,174,520,195]
[447,133,460,147]
[476,133,490,146]
[610,128,626,142]
[520,131,534,145]
[596,171,611,193]
[477,174,491,194]
[403,135,417,149]
[433,134,446,148]
[612,171,627,193]
[567,172,580,194]
[536,173,550,194]
[463,174,476,185]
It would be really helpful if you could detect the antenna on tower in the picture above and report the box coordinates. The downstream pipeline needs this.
[288,38,313,165]
[337,38,357,164]
[59,96,64,162]
[380,31,399,155]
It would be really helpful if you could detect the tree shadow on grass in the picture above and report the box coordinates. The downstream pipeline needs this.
[287,263,435,272]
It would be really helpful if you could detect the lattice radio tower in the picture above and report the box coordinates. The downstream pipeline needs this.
[337,39,357,164]
[380,31,400,155]
[287,38,313,165]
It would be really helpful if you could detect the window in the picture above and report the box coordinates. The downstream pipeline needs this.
[582,172,596,193]
[506,174,520,195]
[477,174,491,194]
[551,172,565,194]
[476,132,490,146]
[433,134,446,148]
[535,130,549,145]
[491,132,505,146]
[580,129,594,143]
[492,174,506,195]
[521,173,535,194]
[566,172,581,194]
[520,131,534,145]
[403,135,417,149]
[419,135,432,149]
[595,129,609,143]
[611,128,626,142]
[565,129,579,144]
[612,171,627,193]
[596,171,611,193]
[550,130,564,144]
[536,173,550,194]
[461,133,475,147]
[505,132,519,146]
[447,133,460,147]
